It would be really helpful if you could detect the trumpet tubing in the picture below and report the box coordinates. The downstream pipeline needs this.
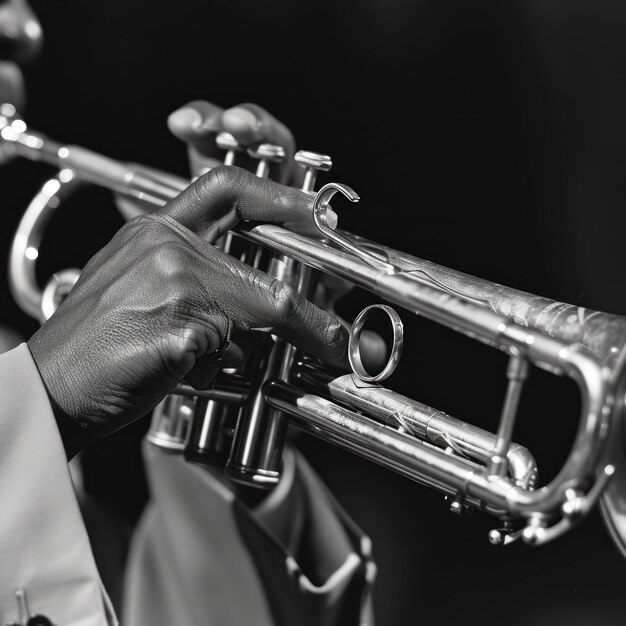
[4,104,626,554]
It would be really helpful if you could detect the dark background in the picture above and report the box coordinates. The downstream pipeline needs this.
[2,1,626,624]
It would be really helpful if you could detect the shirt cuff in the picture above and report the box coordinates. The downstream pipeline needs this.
[0,343,115,625]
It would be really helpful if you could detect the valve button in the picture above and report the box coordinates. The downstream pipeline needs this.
[295,150,332,171]
[247,143,286,163]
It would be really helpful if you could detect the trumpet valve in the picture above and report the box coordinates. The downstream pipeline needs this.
[295,150,332,193]
[216,131,243,166]
[248,143,285,178]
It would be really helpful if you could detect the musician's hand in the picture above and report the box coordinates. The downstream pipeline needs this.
[27,166,348,459]
[114,100,300,220]
[170,99,388,372]
[167,99,299,184]
[312,275,389,374]
[169,100,389,370]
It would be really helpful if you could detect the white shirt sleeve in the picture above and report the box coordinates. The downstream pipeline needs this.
[0,343,117,626]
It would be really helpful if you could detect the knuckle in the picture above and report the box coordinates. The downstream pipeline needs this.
[199,164,255,206]
[203,164,241,195]
[174,324,205,356]
[146,243,197,312]
[149,242,188,279]
[161,325,204,377]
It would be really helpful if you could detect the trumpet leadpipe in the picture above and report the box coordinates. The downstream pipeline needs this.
[0,109,185,204]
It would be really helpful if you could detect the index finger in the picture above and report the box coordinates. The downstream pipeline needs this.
[159,165,336,243]
[139,212,349,368]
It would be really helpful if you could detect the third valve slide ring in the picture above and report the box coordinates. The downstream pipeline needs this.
[348,304,404,383]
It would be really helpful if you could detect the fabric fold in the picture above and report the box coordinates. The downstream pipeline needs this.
[123,439,376,625]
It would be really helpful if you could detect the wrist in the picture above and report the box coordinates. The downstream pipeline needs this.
[27,336,94,459]
[45,393,94,460]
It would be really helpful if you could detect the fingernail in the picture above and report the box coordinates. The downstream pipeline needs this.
[167,106,203,134]
[327,322,350,368]
[222,106,261,143]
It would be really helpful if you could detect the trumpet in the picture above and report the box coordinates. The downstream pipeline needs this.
[3,101,626,555]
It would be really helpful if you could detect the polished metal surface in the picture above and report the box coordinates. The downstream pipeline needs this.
[225,140,312,488]
[348,304,404,383]
[248,143,285,178]
[294,150,332,192]
[5,106,626,554]
[146,395,195,451]
[311,182,396,273]
[9,169,81,321]
[295,357,537,489]
[216,131,242,166]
